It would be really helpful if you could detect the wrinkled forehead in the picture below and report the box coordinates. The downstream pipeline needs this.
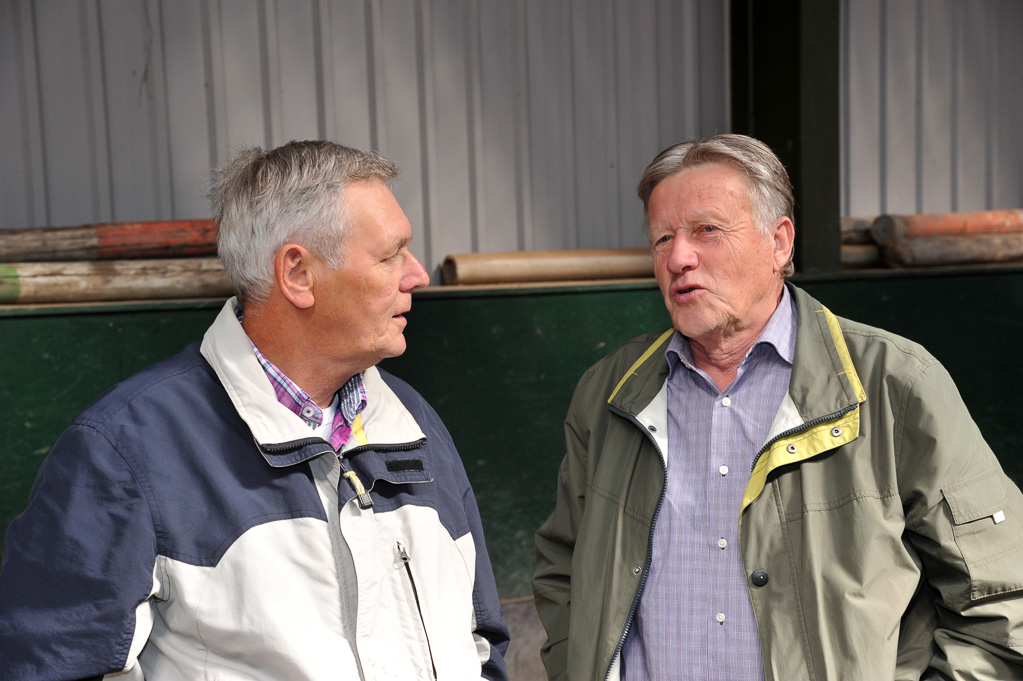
[647,163,755,221]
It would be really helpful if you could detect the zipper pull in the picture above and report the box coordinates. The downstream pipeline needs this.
[338,456,373,509]
[397,541,410,563]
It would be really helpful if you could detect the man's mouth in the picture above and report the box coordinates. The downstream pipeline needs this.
[671,282,703,300]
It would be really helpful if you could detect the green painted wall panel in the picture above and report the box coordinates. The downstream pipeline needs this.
[379,285,672,595]
[0,303,223,549]
[1,270,1020,599]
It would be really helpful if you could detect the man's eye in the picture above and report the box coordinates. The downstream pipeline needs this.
[654,234,672,244]
[701,225,716,233]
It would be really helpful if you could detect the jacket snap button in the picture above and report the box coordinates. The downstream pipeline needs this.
[831,427,842,437]
[632,566,642,576]
[786,444,797,454]
[751,569,769,587]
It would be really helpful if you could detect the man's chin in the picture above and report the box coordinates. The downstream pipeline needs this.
[380,335,408,360]
[669,312,711,340]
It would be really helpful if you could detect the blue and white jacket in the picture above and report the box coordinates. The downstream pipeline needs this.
[0,300,509,681]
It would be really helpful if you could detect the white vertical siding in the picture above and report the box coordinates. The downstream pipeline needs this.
[842,0,1023,217]
[0,0,46,228]
[0,0,729,276]
[523,1,576,251]
[158,0,214,217]
[5,1,1023,271]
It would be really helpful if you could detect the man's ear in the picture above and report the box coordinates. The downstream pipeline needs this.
[772,216,795,272]
[274,244,316,310]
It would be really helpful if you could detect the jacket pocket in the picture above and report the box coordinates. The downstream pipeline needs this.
[396,540,438,680]
[943,469,1023,601]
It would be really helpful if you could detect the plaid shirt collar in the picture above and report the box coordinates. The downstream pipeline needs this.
[235,306,366,451]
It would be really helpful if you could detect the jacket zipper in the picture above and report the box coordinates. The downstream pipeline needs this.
[397,541,438,680]
[603,405,668,681]
[259,436,428,510]
[337,438,428,508]
[258,436,330,453]
[604,402,858,680]
[748,403,858,475]
[737,402,858,680]
[338,455,374,509]
[258,436,426,456]
[261,435,429,679]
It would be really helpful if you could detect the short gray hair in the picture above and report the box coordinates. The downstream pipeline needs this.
[208,140,398,303]
[637,134,795,277]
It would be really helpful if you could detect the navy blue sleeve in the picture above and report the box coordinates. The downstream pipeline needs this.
[0,422,157,680]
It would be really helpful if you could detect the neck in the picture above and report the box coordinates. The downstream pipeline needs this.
[242,299,356,407]
[688,284,785,391]
[688,337,755,392]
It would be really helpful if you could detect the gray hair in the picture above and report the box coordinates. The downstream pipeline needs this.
[637,134,795,277]
[208,140,398,303]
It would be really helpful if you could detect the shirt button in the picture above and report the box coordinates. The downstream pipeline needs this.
[718,538,728,549]
[716,612,726,624]
[721,396,732,407]
[719,465,729,476]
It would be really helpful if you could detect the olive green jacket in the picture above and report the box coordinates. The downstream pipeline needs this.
[533,284,1023,681]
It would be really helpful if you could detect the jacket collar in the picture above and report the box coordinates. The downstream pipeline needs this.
[785,284,865,425]
[200,298,425,467]
[606,284,866,436]
[740,285,867,510]
[606,328,673,416]
[605,284,867,509]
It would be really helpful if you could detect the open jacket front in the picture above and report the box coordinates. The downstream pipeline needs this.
[533,284,1023,681]
[0,299,509,681]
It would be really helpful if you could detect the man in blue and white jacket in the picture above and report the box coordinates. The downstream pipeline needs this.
[0,141,510,680]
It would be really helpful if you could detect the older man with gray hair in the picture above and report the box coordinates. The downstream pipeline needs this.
[0,140,509,681]
[534,133,1023,680]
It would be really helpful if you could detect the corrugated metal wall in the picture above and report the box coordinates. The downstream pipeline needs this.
[0,0,729,276]
[5,1,1022,274]
[842,0,1023,217]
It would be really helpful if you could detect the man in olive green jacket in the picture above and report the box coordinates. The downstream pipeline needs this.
[533,134,1023,680]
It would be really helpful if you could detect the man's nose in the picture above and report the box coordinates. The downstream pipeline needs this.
[403,253,431,292]
[666,235,698,272]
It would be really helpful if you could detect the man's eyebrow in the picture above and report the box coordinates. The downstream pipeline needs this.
[385,234,411,254]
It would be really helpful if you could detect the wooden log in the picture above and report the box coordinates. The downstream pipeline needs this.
[0,258,233,304]
[840,216,875,245]
[879,234,1023,268]
[840,244,880,268]
[442,248,654,285]
[0,220,218,262]
[870,209,1023,245]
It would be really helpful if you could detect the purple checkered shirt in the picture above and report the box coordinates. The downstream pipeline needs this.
[235,307,366,451]
[621,286,796,681]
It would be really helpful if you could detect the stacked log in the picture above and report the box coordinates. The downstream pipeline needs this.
[442,249,653,285]
[0,220,232,304]
[4,209,1020,302]
[869,210,1023,267]
[840,216,880,268]
[0,220,218,261]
